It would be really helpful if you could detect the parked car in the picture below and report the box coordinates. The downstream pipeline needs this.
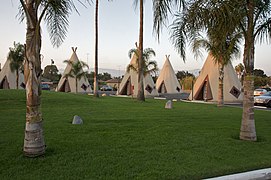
[41,83,50,90]
[254,91,271,107]
[254,88,267,96]
[100,85,113,91]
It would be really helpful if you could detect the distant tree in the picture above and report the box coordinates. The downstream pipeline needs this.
[100,72,112,81]
[7,42,24,89]
[63,60,89,93]
[176,71,195,80]
[253,69,268,88]
[42,65,60,82]
[181,76,196,90]
[253,69,267,78]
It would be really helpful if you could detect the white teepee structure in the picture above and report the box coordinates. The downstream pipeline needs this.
[56,47,92,93]
[156,55,182,94]
[189,53,243,103]
[0,59,25,89]
[118,53,158,97]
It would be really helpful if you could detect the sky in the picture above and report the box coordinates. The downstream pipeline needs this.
[0,0,270,76]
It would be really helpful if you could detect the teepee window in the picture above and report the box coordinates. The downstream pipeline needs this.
[230,86,241,98]
[145,84,153,93]
[81,83,87,91]
[176,87,180,92]
[20,82,26,89]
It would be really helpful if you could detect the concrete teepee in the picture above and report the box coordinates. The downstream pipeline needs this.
[56,47,92,93]
[156,55,182,94]
[118,53,158,97]
[0,59,24,89]
[189,53,243,103]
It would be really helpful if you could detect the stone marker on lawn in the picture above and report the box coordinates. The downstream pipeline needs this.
[72,115,83,124]
[165,100,172,109]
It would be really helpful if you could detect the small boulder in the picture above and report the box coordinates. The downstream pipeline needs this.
[72,115,83,124]
[165,100,172,109]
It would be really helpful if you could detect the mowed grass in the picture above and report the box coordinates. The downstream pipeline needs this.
[0,90,270,179]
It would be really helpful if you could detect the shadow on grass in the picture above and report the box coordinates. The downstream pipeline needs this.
[231,133,266,142]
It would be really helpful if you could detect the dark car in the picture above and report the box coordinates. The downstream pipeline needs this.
[254,91,271,107]
[100,85,113,91]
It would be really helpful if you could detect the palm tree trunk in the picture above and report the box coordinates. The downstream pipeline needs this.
[240,0,256,141]
[23,3,45,157]
[94,0,99,97]
[217,64,224,107]
[137,0,145,101]
[16,70,19,89]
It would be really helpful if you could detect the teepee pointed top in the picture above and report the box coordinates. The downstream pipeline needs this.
[71,47,77,53]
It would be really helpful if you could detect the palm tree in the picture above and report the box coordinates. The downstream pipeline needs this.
[63,60,89,93]
[133,0,145,101]
[94,0,99,97]
[158,0,271,141]
[7,42,24,89]
[18,0,86,157]
[235,0,271,141]
[169,1,242,107]
[127,47,158,77]
[93,0,112,98]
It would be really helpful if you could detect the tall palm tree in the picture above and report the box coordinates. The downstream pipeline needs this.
[169,1,242,107]
[7,42,24,89]
[63,60,89,93]
[235,0,271,141]
[156,0,271,141]
[94,0,99,97]
[133,0,145,101]
[18,0,86,157]
[127,47,158,77]
[93,0,112,97]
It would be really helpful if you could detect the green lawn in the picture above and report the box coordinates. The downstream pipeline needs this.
[0,90,270,179]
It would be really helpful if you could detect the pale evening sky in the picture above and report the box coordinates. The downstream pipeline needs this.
[0,0,270,75]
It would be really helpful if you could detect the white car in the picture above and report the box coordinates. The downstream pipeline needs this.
[254,89,267,96]
[254,91,271,107]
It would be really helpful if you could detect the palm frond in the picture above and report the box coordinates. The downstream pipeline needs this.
[128,48,138,59]
[44,0,74,47]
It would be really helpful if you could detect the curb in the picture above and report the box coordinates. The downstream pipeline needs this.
[204,168,271,180]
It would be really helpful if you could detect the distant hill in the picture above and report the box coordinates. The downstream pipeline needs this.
[59,68,126,78]
[58,67,201,78]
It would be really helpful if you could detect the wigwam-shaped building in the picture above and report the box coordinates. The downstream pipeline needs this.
[118,53,158,97]
[56,47,92,93]
[0,59,24,89]
[189,53,243,103]
[156,55,182,94]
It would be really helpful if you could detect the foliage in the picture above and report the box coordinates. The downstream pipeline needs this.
[7,42,24,73]
[235,63,245,84]
[87,72,112,85]
[181,76,196,90]
[176,70,195,80]
[63,60,89,93]
[127,48,158,77]
[253,69,269,88]
[253,69,267,78]
[64,60,89,79]
[42,65,61,82]
[0,90,271,179]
